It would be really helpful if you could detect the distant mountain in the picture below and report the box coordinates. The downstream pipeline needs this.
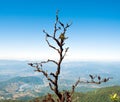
[0,76,43,86]
[0,60,120,100]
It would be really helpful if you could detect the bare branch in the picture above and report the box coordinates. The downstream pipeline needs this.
[43,30,51,37]
[63,22,72,34]
[62,47,69,59]
[49,83,54,91]
[71,78,80,95]
[48,59,58,65]
[53,10,59,38]
[28,63,56,85]
[50,72,56,78]
[41,59,58,65]
[59,21,64,28]
[65,22,72,29]
[43,30,61,54]
[46,37,60,53]
[80,75,112,85]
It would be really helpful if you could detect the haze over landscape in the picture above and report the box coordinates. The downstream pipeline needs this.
[0,0,120,101]
[0,60,120,100]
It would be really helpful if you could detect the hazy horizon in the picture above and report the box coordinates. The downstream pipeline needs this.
[0,0,120,61]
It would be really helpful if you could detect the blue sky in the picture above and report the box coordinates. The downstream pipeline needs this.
[0,0,120,61]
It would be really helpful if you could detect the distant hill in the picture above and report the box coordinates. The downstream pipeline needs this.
[0,76,44,100]
[0,60,120,100]
[30,86,120,102]
[0,76,43,88]
[1,86,120,102]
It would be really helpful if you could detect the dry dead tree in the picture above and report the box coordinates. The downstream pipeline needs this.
[28,11,72,102]
[28,11,112,102]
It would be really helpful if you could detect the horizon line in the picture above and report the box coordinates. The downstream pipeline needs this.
[0,58,120,62]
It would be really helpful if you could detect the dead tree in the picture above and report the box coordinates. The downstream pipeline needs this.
[28,11,72,102]
[28,11,111,102]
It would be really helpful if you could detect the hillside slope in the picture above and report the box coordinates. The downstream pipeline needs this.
[73,86,120,102]
[2,86,119,102]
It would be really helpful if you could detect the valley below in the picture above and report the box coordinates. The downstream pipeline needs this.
[0,60,120,100]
